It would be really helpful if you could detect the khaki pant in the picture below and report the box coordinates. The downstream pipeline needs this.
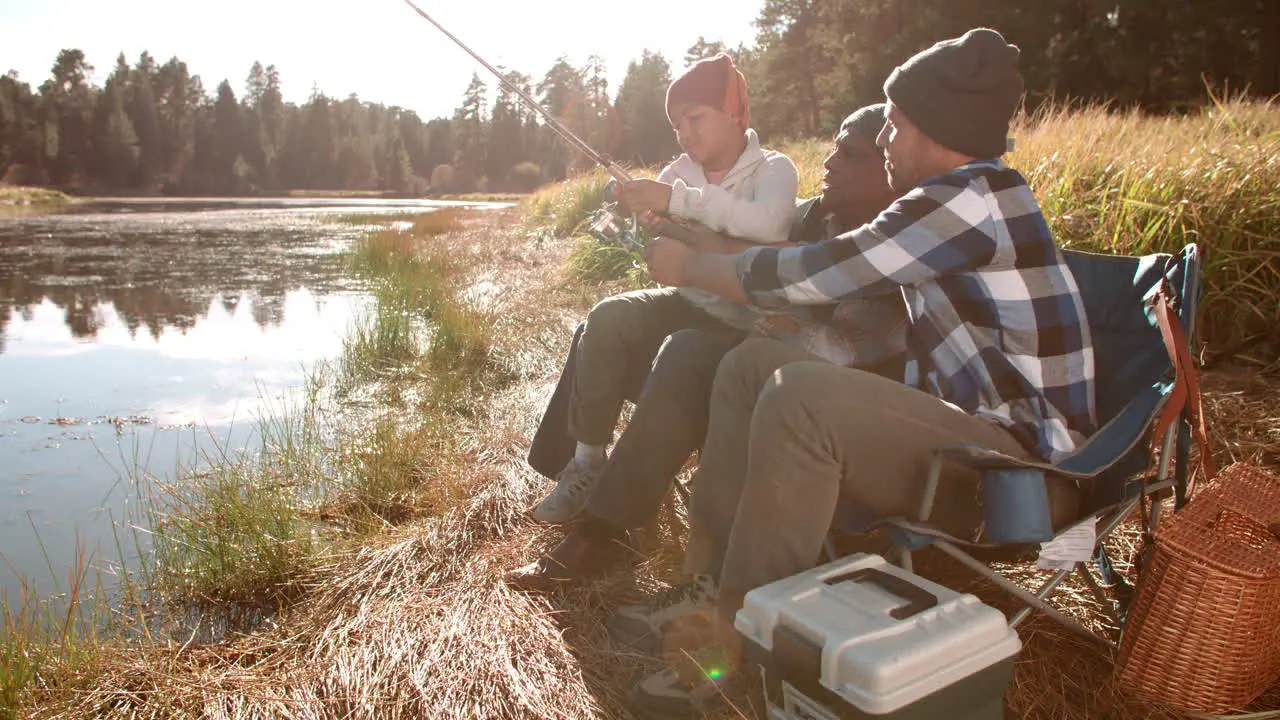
[684,338,1078,615]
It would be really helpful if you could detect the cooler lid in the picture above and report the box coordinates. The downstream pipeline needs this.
[737,554,1021,714]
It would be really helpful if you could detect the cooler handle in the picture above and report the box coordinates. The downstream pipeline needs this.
[825,567,938,620]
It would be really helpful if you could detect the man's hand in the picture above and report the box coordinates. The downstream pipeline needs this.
[645,237,750,303]
[643,236,692,287]
[754,314,802,336]
[642,214,728,254]
[617,179,673,215]
[637,210,662,233]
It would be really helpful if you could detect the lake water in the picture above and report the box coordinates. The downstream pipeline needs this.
[0,197,464,601]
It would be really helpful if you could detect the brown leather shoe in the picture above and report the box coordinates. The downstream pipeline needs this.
[505,529,628,590]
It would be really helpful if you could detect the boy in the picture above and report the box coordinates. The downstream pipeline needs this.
[530,52,800,523]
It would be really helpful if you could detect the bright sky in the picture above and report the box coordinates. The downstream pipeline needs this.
[2,0,763,119]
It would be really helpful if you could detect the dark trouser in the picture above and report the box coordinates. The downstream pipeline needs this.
[527,319,746,527]
[526,323,641,480]
[586,328,747,528]
[527,288,731,479]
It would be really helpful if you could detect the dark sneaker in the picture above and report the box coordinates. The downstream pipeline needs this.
[607,574,718,655]
[504,529,628,591]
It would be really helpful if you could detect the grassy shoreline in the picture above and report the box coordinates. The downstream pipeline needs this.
[0,186,74,210]
[0,185,529,204]
[4,101,1279,719]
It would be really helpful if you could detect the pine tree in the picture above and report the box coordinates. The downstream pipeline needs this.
[487,70,529,189]
[579,55,618,172]
[129,53,162,188]
[90,55,139,187]
[752,0,823,137]
[0,72,40,181]
[534,58,585,181]
[614,51,678,166]
[385,132,412,193]
[153,58,198,189]
[40,49,95,184]
[684,37,728,66]
[209,80,246,192]
[395,110,431,180]
[242,62,286,188]
[453,73,487,190]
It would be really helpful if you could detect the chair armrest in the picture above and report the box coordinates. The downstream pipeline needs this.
[914,382,1171,543]
[932,444,1097,479]
[932,379,1170,479]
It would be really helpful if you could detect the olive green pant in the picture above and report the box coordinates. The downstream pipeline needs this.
[569,287,729,446]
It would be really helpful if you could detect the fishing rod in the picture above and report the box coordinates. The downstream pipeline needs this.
[399,0,633,183]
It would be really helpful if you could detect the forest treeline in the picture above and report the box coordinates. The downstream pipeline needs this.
[1,0,1274,195]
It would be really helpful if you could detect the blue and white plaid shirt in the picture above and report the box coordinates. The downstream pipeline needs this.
[735,159,1097,461]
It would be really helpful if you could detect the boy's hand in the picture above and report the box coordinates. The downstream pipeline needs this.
[644,236,692,287]
[618,179,673,215]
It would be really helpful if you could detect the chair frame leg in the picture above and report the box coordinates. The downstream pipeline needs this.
[933,540,1108,646]
[1148,426,1178,533]
[1008,568,1070,629]
[1003,502,1140,641]
[1075,561,1123,633]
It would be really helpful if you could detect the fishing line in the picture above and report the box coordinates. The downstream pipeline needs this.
[399,0,633,182]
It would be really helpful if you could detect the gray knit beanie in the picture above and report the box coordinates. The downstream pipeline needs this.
[883,28,1023,158]
[838,103,886,144]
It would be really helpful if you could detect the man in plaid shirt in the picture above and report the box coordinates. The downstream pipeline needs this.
[615,28,1098,717]
[737,155,1096,463]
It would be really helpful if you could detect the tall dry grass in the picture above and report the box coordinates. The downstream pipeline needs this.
[522,169,615,239]
[1011,95,1280,359]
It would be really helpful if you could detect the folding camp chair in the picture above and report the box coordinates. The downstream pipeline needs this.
[826,243,1205,646]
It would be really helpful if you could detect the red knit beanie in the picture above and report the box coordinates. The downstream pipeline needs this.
[665,53,750,131]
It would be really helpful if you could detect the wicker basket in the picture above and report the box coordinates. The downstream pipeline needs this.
[1116,462,1280,712]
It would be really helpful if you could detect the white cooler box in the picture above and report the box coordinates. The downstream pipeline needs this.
[735,553,1021,720]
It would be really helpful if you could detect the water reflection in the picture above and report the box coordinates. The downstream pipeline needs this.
[0,204,374,349]
[0,199,426,598]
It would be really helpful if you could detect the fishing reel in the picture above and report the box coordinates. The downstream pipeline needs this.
[588,179,718,252]
[587,180,644,251]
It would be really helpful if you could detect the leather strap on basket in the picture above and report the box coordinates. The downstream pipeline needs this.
[1149,279,1216,497]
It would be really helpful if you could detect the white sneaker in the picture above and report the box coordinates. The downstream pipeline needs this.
[531,458,603,524]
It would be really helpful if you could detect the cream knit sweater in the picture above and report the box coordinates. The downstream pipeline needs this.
[656,129,798,329]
